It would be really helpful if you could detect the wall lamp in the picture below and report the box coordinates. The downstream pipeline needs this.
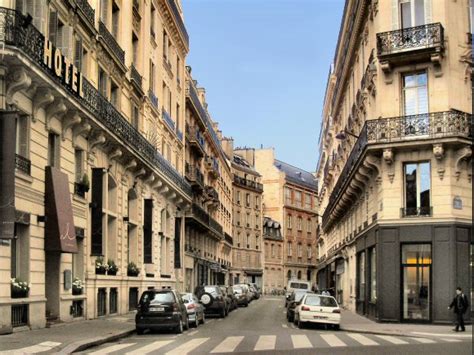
[335,129,359,140]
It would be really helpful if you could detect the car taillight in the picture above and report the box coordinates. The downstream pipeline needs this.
[187,304,195,310]
[333,309,341,313]
[301,306,310,311]
[172,303,179,312]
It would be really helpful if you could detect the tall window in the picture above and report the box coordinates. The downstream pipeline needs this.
[287,214,292,229]
[110,81,119,108]
[132,33,139,66]
[176,56,181,84]
[297,243,302,258]
[246,193,250,206]
[74,149,84,183]
[307,245,312,259]
[285,187,292,205]
[297,216,302,231]
[305,193,312,209]
[111,1,119,39]
[369,247,377,302]
[399,0,426,28]
[98,67,108,98]
[17,0,46,34]
[11,224,29,280]
[48,132,59,167]
[287,242,292,256]
[294,191,302,207]
[236,191,241,204]
[307,218,312,233]
[357,251,366,301]
[176,103,180,130]
[404,162,431,216]
[132,105,139,129]
[15,115,29,158]
[163,30,169,60]
[271,244,275,258]
[403,72,428,116]
[150,4,156,37]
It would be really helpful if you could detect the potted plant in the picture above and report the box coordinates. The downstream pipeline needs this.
[11,278,30,298]
[107,259,118,275]
[95,256,108,275]
[127,262,140,277]
[72,278,84,295]
[76,174,90,196]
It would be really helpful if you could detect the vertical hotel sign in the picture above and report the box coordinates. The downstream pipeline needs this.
[43,39,85,98]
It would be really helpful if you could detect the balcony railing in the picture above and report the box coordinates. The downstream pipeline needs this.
[15,154,31,175]
[99,20,125,65]
[185,163,204,188]
[188,203,223,238]
[186,81,209,128]
[401,206,432,218]
[204,185,219,202]
[148,90,159,109]
[11,304,28,327]
[322,110,471,230]
[233,176,263,192]
[130,64,142,89]
[225,232,233,245]
[162,108,175,131]
[177,128,183,141]
[0,8,191,197]
[165,0,189,48]
[186,124,206,154]
[376,23,444,58]
[76,0,95,27]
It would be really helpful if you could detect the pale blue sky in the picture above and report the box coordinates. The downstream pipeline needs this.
[182,0,345,172]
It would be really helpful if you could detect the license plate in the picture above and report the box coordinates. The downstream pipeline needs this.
[313,315,328,319]
[150,307,165,312]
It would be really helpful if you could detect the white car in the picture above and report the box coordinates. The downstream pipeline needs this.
[294,294,341,329]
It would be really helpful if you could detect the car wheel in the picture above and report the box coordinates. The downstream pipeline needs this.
[184,317,190,330]
[200,292,214,308]
[176,319,183,334]
[298,319,304,329]
[220,307,226,318]
[136,327,145,335]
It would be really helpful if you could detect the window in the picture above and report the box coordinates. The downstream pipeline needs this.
[404,162,431,216]
[132,33,139,66]
[110,81,119,108]
[246,193,250,206]
[403,72,428,116]
[357,251,366,301]
[74,37,85,75]
[246,213,250,227]
[236,211,241,225]
[236,191,241,204]
[305,193,312,209]
[98,67,108,98]
[176,103,180,130]
[256,235,259,250]
[294,191,302,207]
[17,0,46,34]
[307,218,312,233]
[470,2,474,34]
[74,149,84,183]
[163,30,169,60]
[271,244,275,258]
[150,4,156,37]
[132,105,139,129]
[15,115,29,158]
[11,223,29,280]
[285,187,292,205]
[100,0,108,24]
[246,234,250,248]
[287,242,292,256]
[297,243,302,258]
[255,196,259,208]
[307,245,312,259]
[369,247,376,302]
[176,56,181,84]
[399,0,425,28]
[297,216,302,231]
[111,1,119,39]
[47,132,59,167]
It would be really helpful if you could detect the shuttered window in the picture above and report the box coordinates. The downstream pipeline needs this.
[143,199,153,264]
[91,169,104,256]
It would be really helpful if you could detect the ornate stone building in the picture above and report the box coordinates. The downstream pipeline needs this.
[0,0,191,332]
[254,149,318,288]
[315,0,472,323]
[183,69,233,291]
[263,217,284,292]
[220,144,264,288]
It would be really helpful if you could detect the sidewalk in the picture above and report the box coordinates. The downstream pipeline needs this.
[341,310,472,338]
[0,313,136,354]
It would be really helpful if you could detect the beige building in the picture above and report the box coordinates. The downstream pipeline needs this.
[183,69,233,291]
[220,144,264,287]
[315,0,472,323]
[263,217,284,293]
[254,149,318,289]
[0,0,192,333]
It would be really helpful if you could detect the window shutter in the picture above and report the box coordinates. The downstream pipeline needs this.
[48,9,58,46]
[33,0,46,34]
[91,168,104,256]
[60,26,73,60]
[424,0,432,24]
[100,0,108,24]
[74,37,83,69]
[174,218,181,268]
[143,199,153,264]
[391,0,399,30]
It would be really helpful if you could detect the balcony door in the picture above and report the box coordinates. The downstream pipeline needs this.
[399,0,426,28]
[402,72,429,137]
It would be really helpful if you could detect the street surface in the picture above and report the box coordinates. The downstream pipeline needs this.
[75,296,472,355]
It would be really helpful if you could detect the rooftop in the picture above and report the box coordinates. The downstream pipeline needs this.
[274,159,317,191]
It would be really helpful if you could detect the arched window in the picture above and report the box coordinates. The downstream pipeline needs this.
[297,270,302,279]
[287,270,292,280]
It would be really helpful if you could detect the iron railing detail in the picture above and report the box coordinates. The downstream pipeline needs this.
[11,304,28,327]
[148,90,159,109]
[400,206,433,218]
[185,163,204,188]
[0,8,191,197]
[233,175,263,192]
[75,0,95,27]
[225,232,233,245]
[98,20,125,65]
[130,64,142,88]
[322,110,471,230]
[376,23,444,57]
[188,203,223,238]
[15,154,31,175]
[162,108,175,131]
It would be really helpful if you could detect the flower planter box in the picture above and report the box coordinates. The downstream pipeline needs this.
[96,269,107,275]
[72,288,83,296]
[107,270,117,276]
[11,290,29,299]
[127,272,139,277]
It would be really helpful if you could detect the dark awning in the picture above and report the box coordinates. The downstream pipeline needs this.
[244,270,263,276]
[0,111,16,239]
[45,166,77,253]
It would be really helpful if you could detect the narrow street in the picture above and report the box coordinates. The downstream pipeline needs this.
[78,297,472,355]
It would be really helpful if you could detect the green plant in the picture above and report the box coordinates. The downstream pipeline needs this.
[95,256,109,273]
[80,173,90,191]
[107,259,118,274]
[127,262,140,276]
[72,278,84,294]
[11,278,30,294]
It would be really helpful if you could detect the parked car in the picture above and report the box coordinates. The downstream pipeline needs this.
[286,290,312,322]
[135,289,189,334]
[224,286,238,311]
[236,284,254,303]
[195,285,227,318]
[248,284,260,300]
[219,286,232,315]
[181,292,205,327]
[285,280,311,306]
[232,285,249,307]
[293,294,341,329]
[249,283,261,299]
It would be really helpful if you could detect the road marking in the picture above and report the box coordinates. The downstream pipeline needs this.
[408,337,436,344]
[188,330,199,336]
[412,331,472,338]
[254,335,276,351]
[439,338,462,342]
[3,342,62,354]
[346,333,379,346]
[375,335,408,345]
[126,340,173,354]
[165,338,209,355]
[321,334,347,347]
[89,343,135,354]
[291,334,312,349]
[282,323,288,328]
[210,336,244,353]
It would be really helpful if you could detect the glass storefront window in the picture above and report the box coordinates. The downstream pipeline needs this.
[358,251,366,300]
[370,248,376,302]
[402,244,431,321]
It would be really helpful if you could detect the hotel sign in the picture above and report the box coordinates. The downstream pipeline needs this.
[43,39,84,98]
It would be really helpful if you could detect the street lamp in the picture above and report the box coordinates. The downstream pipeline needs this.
[335,129,359,140]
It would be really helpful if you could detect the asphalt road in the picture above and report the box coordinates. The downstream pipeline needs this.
[79,296,472,354]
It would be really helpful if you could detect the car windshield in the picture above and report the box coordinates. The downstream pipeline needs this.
[294,291,307,302]
[304,295,337,307]
[204,286,220,296]
[181,294,192,303]
[290,282,309,289]
[141,292,175,304]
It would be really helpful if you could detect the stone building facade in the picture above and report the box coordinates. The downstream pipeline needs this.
[183,69,233,292]
[0,0,192,333]
[315,0,472,323]
[263,217,284,293]
[254,149,318,289]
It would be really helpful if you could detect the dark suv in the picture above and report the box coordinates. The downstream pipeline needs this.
[135,289,189,334]
[195,285,227,318]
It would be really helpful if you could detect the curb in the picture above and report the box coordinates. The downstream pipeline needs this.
[340,326,472,339]
[57,328,135,354]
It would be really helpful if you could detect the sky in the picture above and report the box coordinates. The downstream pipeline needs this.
[182,0,345,172]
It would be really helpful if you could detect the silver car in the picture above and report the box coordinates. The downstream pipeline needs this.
[181,293,205,327]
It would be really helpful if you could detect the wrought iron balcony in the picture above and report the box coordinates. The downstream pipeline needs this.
[185,162,204,190]
[205,155,219,178]
[15,154,31,175]
[186,80,209,128]
[162,108,175,131]
[99,20,125,65]
[187,203,223,239]
[401,206,432,218]
[233,175,263,192]
[186,124,206,156]
[76,0,95,27]
[224,232,233,245]
[322,110,471,231]
[0,8,191,197]
[204,185,219,203]
[130,64,143,90]
[165,0,189,48]
[177,128,183,141]
[376,23,444,63]
[148,90,159,109]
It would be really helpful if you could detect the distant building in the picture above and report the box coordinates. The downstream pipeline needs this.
[263,217,284,292]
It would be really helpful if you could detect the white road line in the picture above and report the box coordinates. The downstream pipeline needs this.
[126,340,173,354]
[375,335,408,345]
[210,336,244,353]
[254,335,276,351]
[3,341,62,354]
[165,338,209,355]
[187,330,199,336]
[321,334,347,347]
[439,338,462,342]
[291,334,312,349]
[217,319,223,322]
[412,331,472,338]
[282,323,288,328]
[346,333,379,346]
[408,337,436,344]
[89,343,135,354]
